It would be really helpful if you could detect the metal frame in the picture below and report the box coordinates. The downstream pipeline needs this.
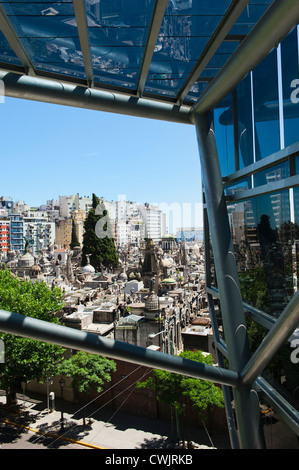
[136,0,168,98]
[0,4,35,75]
[0,70,192,125]
[73,0,94,88]
[0,0,298,450]
[191,0,299,115]
[176,0,250,104]
[0,309,238,387]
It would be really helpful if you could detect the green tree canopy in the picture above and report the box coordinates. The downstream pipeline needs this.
[137,350,224,418]
[82,193,118,271]
[0,267,66,404]
[58,350,116,394]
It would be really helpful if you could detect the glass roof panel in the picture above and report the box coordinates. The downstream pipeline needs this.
[144,0,232,97]
[228,1,274,36]
[0,0,276,105]
[0,29,21,66]
[84,0,156,90]
[0,1,85,78]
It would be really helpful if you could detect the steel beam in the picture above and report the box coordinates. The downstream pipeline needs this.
[240,291,299,386]
[137,0,168,97]
[0,5,35,75]
[0,309,239,387]
[176,0,250,104]
[73,0,94,88]
[191,0,299,116]
[0,70,192,124]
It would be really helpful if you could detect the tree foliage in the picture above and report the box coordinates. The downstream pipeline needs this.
[58,350,116,394]
[137,350,224,418]
[0,267,65,403]
[70,219,80,249]
[82,193,118,271]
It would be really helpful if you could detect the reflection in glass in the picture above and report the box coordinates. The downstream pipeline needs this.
[252,50,280,160]
[281,27,299,148]
[213,93,234,177]
[254,162,289,188]
[236,74,254,169]
[144,0,231,97]
[228,192,294,317]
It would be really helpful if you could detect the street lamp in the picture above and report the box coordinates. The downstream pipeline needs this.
[45,377,53,414]
[59,378,65,432]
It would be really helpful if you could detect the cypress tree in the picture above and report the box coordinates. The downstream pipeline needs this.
[70,219,80,249]
[82,193,118,271]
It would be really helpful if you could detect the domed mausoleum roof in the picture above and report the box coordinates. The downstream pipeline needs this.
[18,252,34,268]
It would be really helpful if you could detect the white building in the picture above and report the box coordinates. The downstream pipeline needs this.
[139,204,166,241]
[23,217,55,255]
[58,194,79,218]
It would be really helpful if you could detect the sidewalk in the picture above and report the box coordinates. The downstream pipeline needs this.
[0,391,231,450]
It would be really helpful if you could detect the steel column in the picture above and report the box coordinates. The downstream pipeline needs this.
[194,111,265,449]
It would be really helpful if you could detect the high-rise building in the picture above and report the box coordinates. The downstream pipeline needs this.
[9,215,24,253]
[0,219,10,252]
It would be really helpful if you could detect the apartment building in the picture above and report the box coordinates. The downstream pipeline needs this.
[0,219,10,252]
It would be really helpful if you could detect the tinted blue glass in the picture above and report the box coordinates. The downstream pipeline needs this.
[0,1,84,77]
[0,30,21,65]
[254,162,289,187]
[228,191,293,316]
[236,74,254,168]
[252,49,280,160]
[224,178,251,198]
[228,2,273,35]
[281,28,299,148]
[3,3,74,16]
[214,93,235,177]
[85,0,155,89]
[185,81,209,102]
[144,0,231,97]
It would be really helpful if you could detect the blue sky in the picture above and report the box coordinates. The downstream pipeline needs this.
[0,96,203,230]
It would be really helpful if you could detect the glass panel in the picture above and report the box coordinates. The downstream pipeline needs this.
[252,49,280,160]
[224,178,251,198]
[85,0,156,89]
[281,27,299,148]
[144,0,231,97]
[1,1,85,78]
[236,74,254,168]
[254,162,289,188]
[0,30,21,66]
[184,80,209,103]
[213,93,235,177]
[228,192,294,317]
[228,1,274,36]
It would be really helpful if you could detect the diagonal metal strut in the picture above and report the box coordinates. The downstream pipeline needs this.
[0,309,239,387]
